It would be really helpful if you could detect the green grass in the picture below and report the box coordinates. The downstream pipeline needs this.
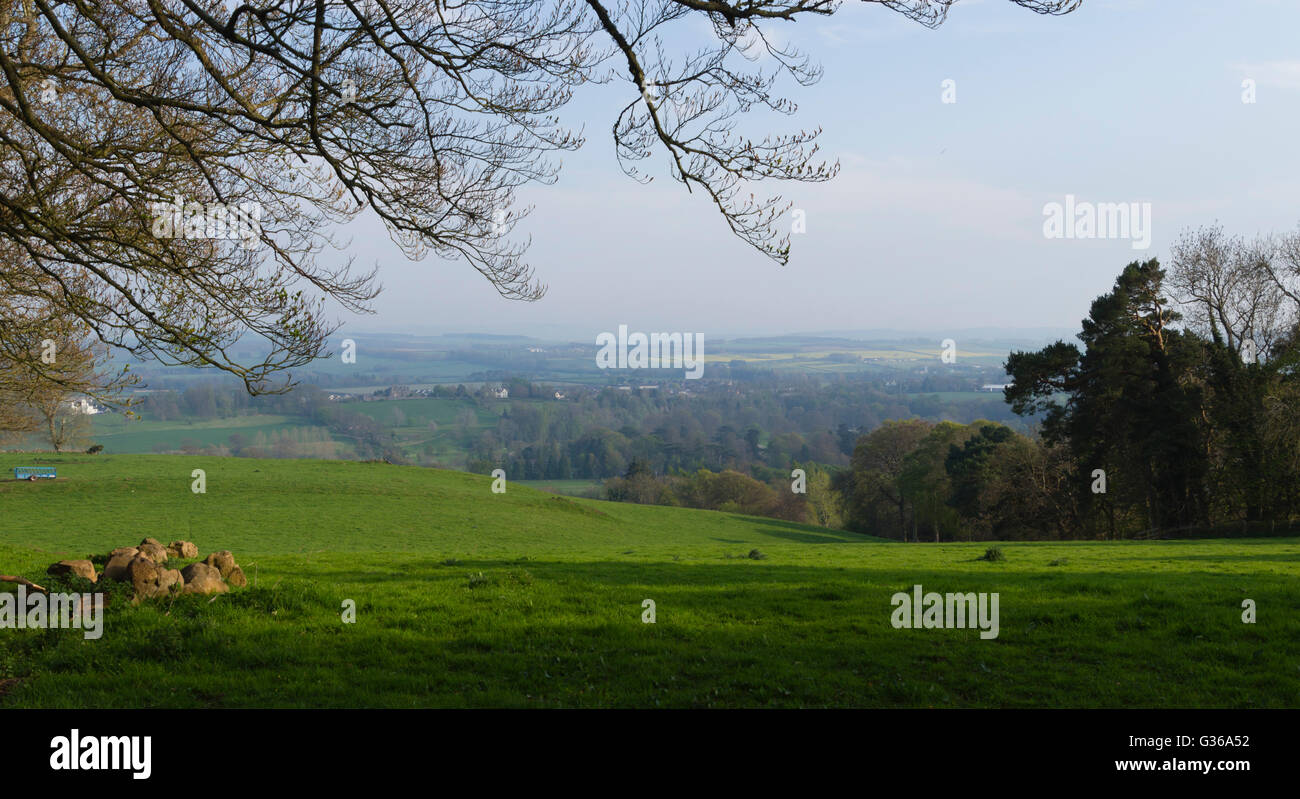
[517,478,605,497]
[1,453,1296,708]
[349,397,503,467]
[77,399,501,466]
[347,397,501,428]
[90,414,331,453]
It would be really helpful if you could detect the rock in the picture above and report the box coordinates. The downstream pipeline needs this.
[157,568,184,595]
[138,542,169,564]
[226,565,248,588]
[47,560,98,583]
[180,562,227,595]
[179,561,214,583]
[103,551,137,582]
[168,540,199,559]
[126,555,162,597]
[139,537,164,549]
[110,546,139,558]
[202,551,237,578]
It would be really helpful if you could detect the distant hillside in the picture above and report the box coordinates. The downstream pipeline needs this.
[0,454,867,556]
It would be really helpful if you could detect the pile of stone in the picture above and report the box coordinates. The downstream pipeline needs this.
[46,539,248,599]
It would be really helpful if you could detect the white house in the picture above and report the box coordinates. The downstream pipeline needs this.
[492,387,509,399]
[65,398,101,415]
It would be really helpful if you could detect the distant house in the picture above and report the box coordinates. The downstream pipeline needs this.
[492,387,509,399]
[65,397,101,415]
[553,391,566,400]
[980,384,1010,392]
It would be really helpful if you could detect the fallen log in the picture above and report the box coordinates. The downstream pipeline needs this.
[0,575,47,592]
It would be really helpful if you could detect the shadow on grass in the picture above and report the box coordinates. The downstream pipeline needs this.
[288,558,1300,605]
[6,557,1297,709]
[1123,553,1300,563]
[722,515,882,544]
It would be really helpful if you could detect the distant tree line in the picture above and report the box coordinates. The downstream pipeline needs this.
[127,371,1022,475]
[466,381,1020,479]
[840,249,1300,540]
[605,245,1300,540]
[603,460,841,529]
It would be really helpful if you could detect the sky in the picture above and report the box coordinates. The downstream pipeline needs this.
[325,0,1300,341]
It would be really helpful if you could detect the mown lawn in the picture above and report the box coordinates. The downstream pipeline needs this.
[1,454,1295,708]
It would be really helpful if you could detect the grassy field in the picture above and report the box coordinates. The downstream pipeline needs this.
[89,414,335,454]
[74,399,505,467]
[1,453,1296,708]
[346,396,501,427]
[517,478,605,497]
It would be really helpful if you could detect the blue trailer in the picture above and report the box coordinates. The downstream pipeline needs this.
[13,466,57,481]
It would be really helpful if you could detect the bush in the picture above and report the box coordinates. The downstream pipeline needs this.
[977,547,1005,562]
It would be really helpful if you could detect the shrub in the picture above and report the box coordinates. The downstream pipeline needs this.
[977,547,1005,562]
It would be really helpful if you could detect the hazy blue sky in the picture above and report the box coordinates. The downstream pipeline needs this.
[331,0,1300,340]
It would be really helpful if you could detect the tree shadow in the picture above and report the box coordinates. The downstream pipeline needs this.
[722,514,879,544]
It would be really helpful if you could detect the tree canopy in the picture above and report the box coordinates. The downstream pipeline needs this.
[1,0,1081,393]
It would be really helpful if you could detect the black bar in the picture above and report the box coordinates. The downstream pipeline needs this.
[5,709,1287,785]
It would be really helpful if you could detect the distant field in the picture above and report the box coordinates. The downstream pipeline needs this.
[110,334,1034,395]
[517,479,605,497]
[298,355,490,383]
[89,414,330,453]
[78,400,501,465]
[906,391,1007,402]
[62,398,511,470]
[704,347,1010,368]
[2,453,1295,708]
[347,397,501,427]
[319,382,488,394]
[345,398,504,467]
